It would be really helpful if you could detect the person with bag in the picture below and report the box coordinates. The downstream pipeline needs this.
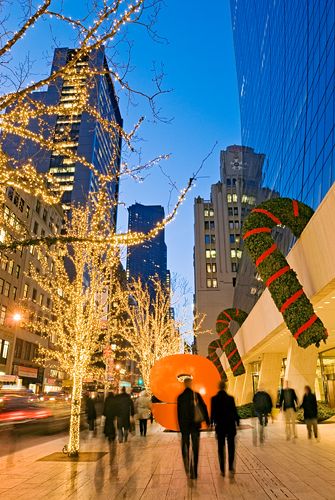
[279,380,298,442]
[115,386,135,443]
[137,390,152,437]
[211,380,240,476]
[177,377,210,480]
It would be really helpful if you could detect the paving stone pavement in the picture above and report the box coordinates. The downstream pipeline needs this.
[1,418,335,499]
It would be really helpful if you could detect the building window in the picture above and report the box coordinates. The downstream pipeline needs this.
[242,194,248,203]
[211,249,216,258]
[228,207,233,216]
[209,208,214,217]
[49,217,54,230]
[237,250,242,259]
[229,221,234,229]
[206,263,211,273]
[213,278,218,288]
[231,249,236,258]
[250,286,257,295]
[55,224,59,235]
[204,221,209,230]
[12,286,17,301]
[1,340,9,359]
[234,207,238,216]
[226,178,231,186]
[0,305,6,325]
[19,198,25,212]
[212,263,217,273]
[205,235,210,244]
[1,255,7,271]
[42,209,47,222]
[50,261,54,273]
[207,278,212,288]
[25,205,30,218]
[232,263,237,272]
[4,282,10,297]
[227,194,232,203]
[230,234,235,244]
[233,193,238,202]
[23,283,29,298]
[36,200,41,214]
[41,229,45,238]
[47,298,51,309]
[33,221,39,234]
[204,208,209,217]
[13,193,19,206]
[233,178,237,186]
[24,342,31,360]
[249,196,256,205]
[210,221,215,230]
[235,221,239,229]
[16,265,20,279]
[8,187,13,200]
[30,245,35,255]
[4,206,10,221]
[211,235,215,244]
[0,278,3,294]
[7,260,14,275]
[32,288,37,302]
[205,249,211,259]
[241,208,245,216]
[17,246,23,257]
[14,338,23,358]
[39,294,44,306]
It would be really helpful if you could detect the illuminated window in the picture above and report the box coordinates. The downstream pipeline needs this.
[237,250,242,259]
[204,209,209,217]
[233,194,238,202]
[23,284,29,298]
[0,279,3,294]
[8,260,14,275]
[213,278,218,288]
[39,294,44,306]
[231,249,236,258]
[207,278,212,288]
[209,208,214,217]
[212,263,217,273]
[205,250,211,259]
[12,285,17,300]
[206,263,211,273]
[25,205,30,218]
[0,305,6,325]
[2,340,9,358]
[242,194,248,203]
[232,263,237,272]
[249,196,256,205]
[229,221,234,229]
[227,194,232,203]
[4,206,10,220]
[30,245,35,255]
[211,249,216,258]
[4,282,10,297]
[211,235,215,244]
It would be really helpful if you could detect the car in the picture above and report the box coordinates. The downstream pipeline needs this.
[38,391,70,403]
[131,386,146,399]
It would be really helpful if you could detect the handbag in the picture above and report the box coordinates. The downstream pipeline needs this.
[193,392,205,424]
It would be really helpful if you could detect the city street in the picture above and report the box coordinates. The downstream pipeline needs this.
[1,418,335,500]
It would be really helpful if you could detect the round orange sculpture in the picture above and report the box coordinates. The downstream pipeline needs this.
[149,354,221,431]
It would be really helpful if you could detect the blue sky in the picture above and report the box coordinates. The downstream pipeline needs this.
[4,0,241,330]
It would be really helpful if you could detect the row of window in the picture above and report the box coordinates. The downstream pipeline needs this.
[204,208,214,217]
[1,255,21,278]
[207,278,218,288]
[7,188,29,216]
[205,249,216,259]
[231,249,242,259]
[14,338,38,361]
[206,263,217,273]
[0,278,17,300]
[205,235,215,244]
[226,178,256,188]
[204,221,215,230]
[230,234,240,244]
[23,283,51,308]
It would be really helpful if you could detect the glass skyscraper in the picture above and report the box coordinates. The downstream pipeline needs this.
[230,0,335,210]
[126,203,168,287]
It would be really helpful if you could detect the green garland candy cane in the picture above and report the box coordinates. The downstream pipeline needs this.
[208,307,248,378]
[242,197,328,349]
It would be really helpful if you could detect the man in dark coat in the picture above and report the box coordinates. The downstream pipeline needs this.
[85,396,96,432]
[253,389,273,426]
[301,385,318,439]
[211,381,240,476]
[103,391,117,442]
[114,387,134,443]
[279,380,298,441]
[177,378,210,479]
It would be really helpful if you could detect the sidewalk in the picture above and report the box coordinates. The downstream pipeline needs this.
[1,419,335,500]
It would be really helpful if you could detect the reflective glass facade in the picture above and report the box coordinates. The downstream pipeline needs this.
[230,0,335,209]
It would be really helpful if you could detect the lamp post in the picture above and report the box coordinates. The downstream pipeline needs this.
[115,363,120,394]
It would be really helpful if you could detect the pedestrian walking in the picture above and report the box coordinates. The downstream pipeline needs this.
[85,395,96,434]
[103,391,117,442]
[253,388,272,442]
[279,380,298,441]
[115,387,135,443]
[177,377,209,480]
[211,380,240,476]
[137,390,152,437]
[300,385,319,440]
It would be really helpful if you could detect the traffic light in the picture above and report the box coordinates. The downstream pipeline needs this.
[138,379,143,385]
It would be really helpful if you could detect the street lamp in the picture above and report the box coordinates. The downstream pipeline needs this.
[13,313,22,323]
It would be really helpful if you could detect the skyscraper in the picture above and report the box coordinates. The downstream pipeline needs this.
[193,146,265,356]
[230,0,335,210]
[126,203,168,287]
[2,47,122,225]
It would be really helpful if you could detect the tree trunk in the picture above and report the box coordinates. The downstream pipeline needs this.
[68,375,82,456]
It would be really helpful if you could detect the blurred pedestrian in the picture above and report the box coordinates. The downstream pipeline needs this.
[280,380,298,441]
[103,391,117,442]
[301,385,318,440]
[253,388,272,442]
[137,390,152,437]
[85,396,96,435]
[177,377,209,480]
[211,380,240,476]
[115,387,134,443]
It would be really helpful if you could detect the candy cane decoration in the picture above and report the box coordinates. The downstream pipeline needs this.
[208,307,248,377]
[207,339,228,381]
[242,197,328,349]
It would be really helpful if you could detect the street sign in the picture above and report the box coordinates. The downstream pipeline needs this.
[103,345,112,358]
[108,376,114,381]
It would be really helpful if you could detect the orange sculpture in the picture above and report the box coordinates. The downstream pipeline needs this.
[149,354,221,431]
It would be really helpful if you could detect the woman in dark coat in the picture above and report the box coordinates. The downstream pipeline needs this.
[301,385,318,439]
[103,391,117,442]
[85,396,96,432]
